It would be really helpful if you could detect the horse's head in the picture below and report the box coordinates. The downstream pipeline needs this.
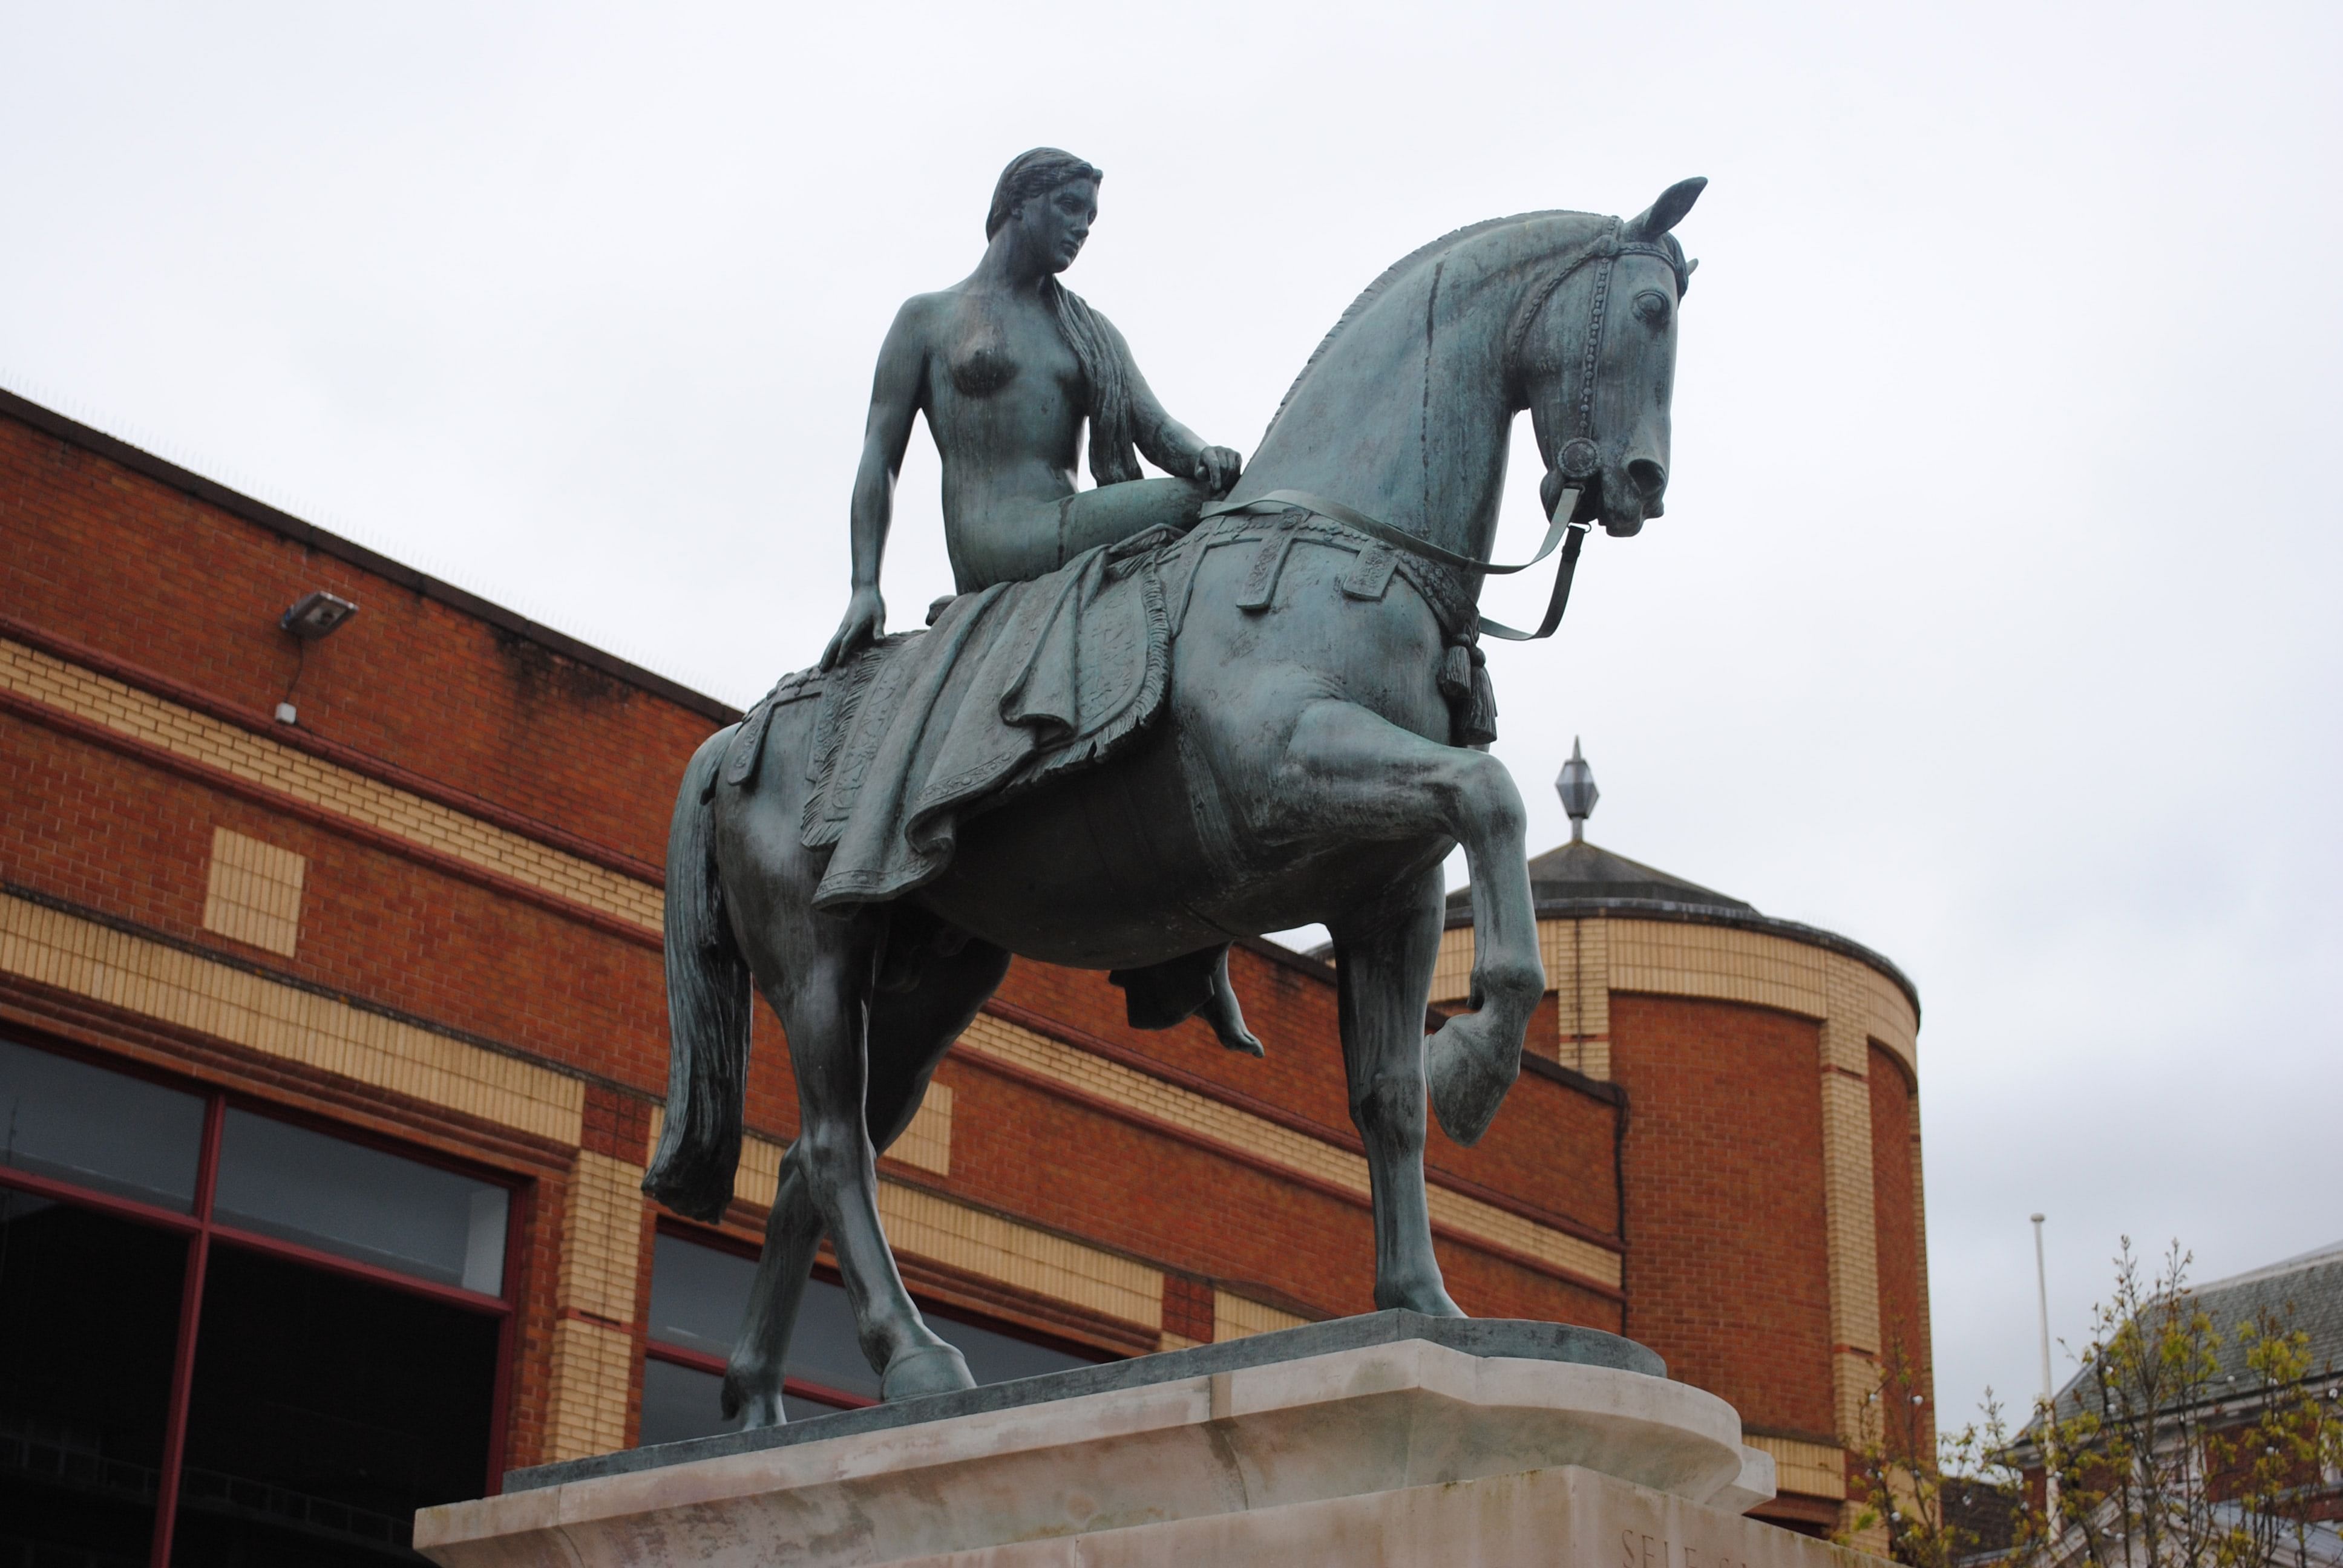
[1519,177,1705,538]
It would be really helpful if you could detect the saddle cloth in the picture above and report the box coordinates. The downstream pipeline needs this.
[740,528,1179,912]
[721,508,1489,914]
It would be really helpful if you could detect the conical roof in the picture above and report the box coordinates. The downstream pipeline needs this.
[1446,836,1755,918]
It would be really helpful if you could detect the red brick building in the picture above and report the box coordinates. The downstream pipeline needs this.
[0,387,1927,1566]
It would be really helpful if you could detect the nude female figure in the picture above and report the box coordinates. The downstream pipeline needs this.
[818,146,1260,1053]
[819,146,1244,664]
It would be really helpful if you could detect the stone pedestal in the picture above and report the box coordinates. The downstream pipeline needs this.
[416,1313,1870,1567]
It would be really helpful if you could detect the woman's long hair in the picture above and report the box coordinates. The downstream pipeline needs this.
[986,148,1142,486]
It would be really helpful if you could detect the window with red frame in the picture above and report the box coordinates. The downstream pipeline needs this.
[0,1034,517,1568]
[639,1227,1113,1448]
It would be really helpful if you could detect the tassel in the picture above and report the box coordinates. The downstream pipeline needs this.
[1461,648,1499,746]
[1438,643,1475,705]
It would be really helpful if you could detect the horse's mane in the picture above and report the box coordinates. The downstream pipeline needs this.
[1261,209,1596,442]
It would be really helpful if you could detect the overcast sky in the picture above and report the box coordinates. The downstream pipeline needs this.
[4,2,2336,1442]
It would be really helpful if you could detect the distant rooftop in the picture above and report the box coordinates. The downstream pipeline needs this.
[2030,1240,2343,1436]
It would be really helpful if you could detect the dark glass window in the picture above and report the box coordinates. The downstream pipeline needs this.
[0,1036,205,1211]
[212,1109,509,1293]
[640,1231,1105,1448]
[169,1245,499,1566]
[637,1356,723,1448]
[0,1194,185,1566]
[0,1037,519,1566]
[644,1230,757,1360]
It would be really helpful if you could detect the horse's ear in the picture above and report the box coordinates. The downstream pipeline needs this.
[1626,177,1707,240]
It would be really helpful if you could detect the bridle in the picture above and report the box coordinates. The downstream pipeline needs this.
[1202,219,1688,642]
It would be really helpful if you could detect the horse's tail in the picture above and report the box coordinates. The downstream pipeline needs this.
[643,727,752,1222]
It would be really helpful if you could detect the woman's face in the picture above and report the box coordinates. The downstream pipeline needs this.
[1020,178,1098,272]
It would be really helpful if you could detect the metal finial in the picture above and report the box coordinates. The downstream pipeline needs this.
[1556,737,1598,842]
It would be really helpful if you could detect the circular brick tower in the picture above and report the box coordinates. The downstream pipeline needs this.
[1434,742,1927,1536]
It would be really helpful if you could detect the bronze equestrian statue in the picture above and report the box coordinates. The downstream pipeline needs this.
[646,147,1706,1428]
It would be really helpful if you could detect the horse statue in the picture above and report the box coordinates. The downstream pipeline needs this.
[646,178,1706,1426]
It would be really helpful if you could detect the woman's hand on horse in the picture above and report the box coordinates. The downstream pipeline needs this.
[821,586,886,671]
[1193,445,1243,498]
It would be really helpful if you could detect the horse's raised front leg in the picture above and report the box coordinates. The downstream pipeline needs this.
[726,933,1008,1425]
[1274,698,1544,1145]
[1329,863,1463,1316]
[765,923,975,1405]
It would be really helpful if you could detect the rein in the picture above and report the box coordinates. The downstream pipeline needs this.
[1198,222,1683,644]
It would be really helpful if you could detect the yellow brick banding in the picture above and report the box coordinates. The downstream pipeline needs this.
[1746,1434,1847,1500]
[731,1119,786,1208]
[891,1080,953,1177]
[1832,1348,1887,1464]
[877,1181,1164,1331]
[1611,917,1832,1021]
[544,1316,635,1461]
[1840,958,1919,1079]
[0,892,585,1143]
[3,636,663,932]
[1444,912,1919,1079]
[1544,917,1611,1079]
[956,1013,1622,1289]
[561,1151,649,1325]
[1820,1069,1882,1356]
[1430,924,1476,1005]
[1446,913,1917,1080]
[1818,967,1888,1446]
[1213,1291,1309,1341]
[202,826,307,958]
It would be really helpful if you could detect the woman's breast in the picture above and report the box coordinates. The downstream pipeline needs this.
[948,342,1018,396]
[939,301,1081,405]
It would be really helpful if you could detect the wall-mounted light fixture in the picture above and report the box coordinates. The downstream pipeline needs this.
[275,591,358,724]
[281,591,358,640]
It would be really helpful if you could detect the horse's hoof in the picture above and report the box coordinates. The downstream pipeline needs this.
[880,1341,975,1401]
[722,1368,787,1431]
[1213,1015,1265,1057]
[1426,1014,1521,1146]
[1381,1281,1467,1318]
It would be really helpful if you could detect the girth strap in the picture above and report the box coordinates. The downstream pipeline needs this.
[1198,486,1588,642]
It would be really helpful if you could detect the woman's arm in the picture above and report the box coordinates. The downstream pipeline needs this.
[822,299,929,670]
[1099,315,1242,496]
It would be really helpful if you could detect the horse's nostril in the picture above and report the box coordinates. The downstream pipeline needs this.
[1627,459,1667,498]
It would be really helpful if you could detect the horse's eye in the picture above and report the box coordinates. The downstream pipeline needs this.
[1633,290,1672,328]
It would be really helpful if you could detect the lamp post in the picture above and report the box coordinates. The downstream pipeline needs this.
[2033,1213,2059,1534]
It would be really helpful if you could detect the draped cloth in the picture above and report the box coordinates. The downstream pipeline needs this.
[714,505,1489,915]
[791,529,1178,911]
